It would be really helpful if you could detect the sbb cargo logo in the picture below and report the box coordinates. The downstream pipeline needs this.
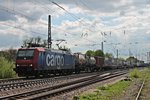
[46,54,64,67]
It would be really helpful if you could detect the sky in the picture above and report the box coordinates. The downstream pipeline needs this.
[0,0,150,62]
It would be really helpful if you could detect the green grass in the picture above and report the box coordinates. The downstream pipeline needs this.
[77,68,149,100]
[0,57,17,79]
[74,68,150,100]
[129,68,142,78]
[78,80,131,100]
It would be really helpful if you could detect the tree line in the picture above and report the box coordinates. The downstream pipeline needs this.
[85,50,114,58]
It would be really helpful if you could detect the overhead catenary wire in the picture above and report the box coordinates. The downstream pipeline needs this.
[78,0,94,10]
[0,3,69,39]
[0,4,83,45]
[50,1,101,45]
[51,1,84,24]
[30,0,60,15]
[31,1,85,38]
[0,4,49,36]
[50,1,97,33]
[0,1,105,49]
[0,22,47,36]
[0,2,82,39]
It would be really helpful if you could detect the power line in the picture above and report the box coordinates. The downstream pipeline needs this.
[30,0,57,14]
[0,1,100,46]
[51,1,96,32]
[31,0,87,36]
[0,4,50,37]
[50,1,100,44]
[0,22,47,36]
[0,5,48,26]
[32,1,99,44]
[78,0,93,10]
[0,3,79,37]
[0,4,82,46]
[51,1,85,25]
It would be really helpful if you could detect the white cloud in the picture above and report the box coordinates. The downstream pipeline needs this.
[0,0,150,62]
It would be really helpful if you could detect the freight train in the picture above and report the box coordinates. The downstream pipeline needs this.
[14,46,144,77]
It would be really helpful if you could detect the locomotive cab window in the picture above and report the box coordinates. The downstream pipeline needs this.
[17,49,34,60]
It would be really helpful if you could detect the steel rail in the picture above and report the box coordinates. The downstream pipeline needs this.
[135,75,147,100]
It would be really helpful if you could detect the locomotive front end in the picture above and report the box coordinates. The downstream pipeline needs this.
[15,49,36,76]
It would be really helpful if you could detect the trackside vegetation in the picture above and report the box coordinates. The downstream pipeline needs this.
[0,48,17,79]
[129,68,142,78]
[0,57,17,79]
[78,80,131,100]
[140,67,150,99]
[77,68,147,100]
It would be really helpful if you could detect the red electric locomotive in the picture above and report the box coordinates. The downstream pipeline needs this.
[15,46,75,77]
[15,47,45,77]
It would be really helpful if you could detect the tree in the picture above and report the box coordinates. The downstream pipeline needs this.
[105,53,114,58]
[22,36,47,47]
[42,39,48,47]
[0,48,17,62]
[118,57,125,61]
[85,50,94,56]
[34,36,41,44]
[126,56,137,61]
[94,50,104,57]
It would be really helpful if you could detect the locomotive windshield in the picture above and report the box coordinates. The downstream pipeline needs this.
[17,49,34,60]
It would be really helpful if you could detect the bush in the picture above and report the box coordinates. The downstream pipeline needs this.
[129,68,141,78]
[98,85,108,90]
[0,57,17,79]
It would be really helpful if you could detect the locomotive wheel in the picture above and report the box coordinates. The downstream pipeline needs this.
[86,67,91,73]
[26,76,29,78]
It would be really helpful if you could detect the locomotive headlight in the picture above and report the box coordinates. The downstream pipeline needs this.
[29,64,33,67]
[16,64,19,67]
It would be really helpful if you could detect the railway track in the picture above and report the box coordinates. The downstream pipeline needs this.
[0,72,107,92]
[0,70,128,100]
[0,70,118,98]
[0,69,121,92]
[135,74,147,100]
[0,77,25,84]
